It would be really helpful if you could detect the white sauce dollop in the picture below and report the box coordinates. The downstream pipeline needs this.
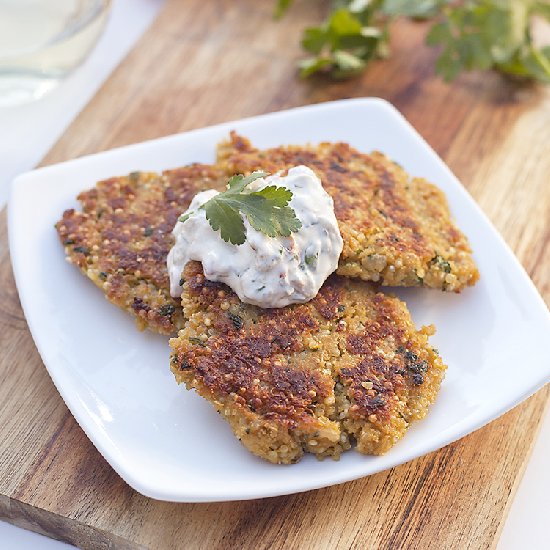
[167,165,343,308]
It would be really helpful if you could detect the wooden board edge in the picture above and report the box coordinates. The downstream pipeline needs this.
[0,494,141,550]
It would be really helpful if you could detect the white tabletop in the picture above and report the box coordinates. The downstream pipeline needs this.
[0,0,547,547]
[497,405,550,550]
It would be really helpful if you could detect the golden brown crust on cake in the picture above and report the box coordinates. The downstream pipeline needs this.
[217,131,479,292]
[56,131,478,335]
[169,262,447,464]
[56,165,226,334]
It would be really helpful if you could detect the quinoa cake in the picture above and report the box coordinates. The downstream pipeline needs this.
[56,165,226,335]
[170,261,447,464]
[56,132,478,335]
[217,132,479,292]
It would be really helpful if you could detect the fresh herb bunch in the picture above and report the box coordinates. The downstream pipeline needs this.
[179,172,302,245]
[276,0,550,82]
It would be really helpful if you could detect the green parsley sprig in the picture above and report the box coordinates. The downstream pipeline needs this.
[179,172,302,245]
[275,0,550,83]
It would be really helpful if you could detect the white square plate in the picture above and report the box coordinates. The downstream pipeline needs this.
[9,99,550,502]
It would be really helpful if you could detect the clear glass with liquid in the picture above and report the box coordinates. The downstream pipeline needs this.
[0,0,111,106]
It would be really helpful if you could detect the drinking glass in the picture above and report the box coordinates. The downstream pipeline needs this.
[0,0,112,106]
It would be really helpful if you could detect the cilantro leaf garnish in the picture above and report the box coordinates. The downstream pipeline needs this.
[275,0,550,84]
[178,172,302,245]
[204,199,246,245]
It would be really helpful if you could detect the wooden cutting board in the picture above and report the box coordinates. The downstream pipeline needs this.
[1,1,549,548]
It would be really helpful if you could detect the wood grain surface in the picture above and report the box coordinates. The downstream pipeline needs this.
[1,1,549,548]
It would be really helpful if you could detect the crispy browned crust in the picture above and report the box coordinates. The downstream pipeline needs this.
[56,165,226,335]
[217,132,479,292]
[170,262,447,464]
[56,131,478,335]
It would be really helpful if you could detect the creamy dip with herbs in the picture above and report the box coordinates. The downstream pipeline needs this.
[167,166,343,308]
